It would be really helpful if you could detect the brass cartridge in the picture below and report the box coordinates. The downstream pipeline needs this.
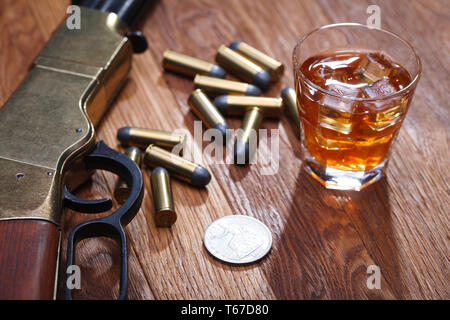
[151,167,177,227]
[216,45,272,91]
[188,89,230,143]
[162,49,226,78]
[117,126,185,150]
[193,74,261,96]
[234,107,264,165]
[281,87,301,138]
[213,95,282,118]
[144,144,211,187]
[229,41,284,82]
[114,147,143,204]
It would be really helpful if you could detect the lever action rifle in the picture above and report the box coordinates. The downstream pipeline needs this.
[0,0,152,299]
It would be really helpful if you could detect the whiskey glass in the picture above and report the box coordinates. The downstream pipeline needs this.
[293,23,421,190]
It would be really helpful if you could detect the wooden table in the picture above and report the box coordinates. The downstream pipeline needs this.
[1,0,448,300]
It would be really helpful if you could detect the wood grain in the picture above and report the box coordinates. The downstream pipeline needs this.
[0,0,448,299]
[0,220,60,300]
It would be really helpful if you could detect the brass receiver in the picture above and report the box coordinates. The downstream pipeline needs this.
[0,7,133,225]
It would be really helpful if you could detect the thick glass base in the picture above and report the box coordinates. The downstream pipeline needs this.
[303,153,387,191]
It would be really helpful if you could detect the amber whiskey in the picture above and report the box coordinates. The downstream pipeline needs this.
[296,49,412,171]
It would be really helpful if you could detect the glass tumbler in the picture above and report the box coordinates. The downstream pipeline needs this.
[293,23,421,190]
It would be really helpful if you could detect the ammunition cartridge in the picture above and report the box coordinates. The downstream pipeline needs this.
[114,147,143,204]
[162,49,226,78]
[117,126,185,150]
[229,41,284,82]
[234,107,264,165]
[213,95,282,118]
[216,45,272,91]
[281,87,301,138]
[144,144,211,187]
[188,89,230,143]
[151,167,177,227]
[193,74,261,96]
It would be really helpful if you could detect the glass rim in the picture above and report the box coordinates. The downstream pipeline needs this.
[293,23,422,102]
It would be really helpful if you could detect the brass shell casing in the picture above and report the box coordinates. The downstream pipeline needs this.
[237,107,264,144]
[162,49,226,78]
[188,89,228,129]
[193,74,261,96]
[229,41,284,82]
[117,127,185,150]
[281,87,301,138]
[234,107,264,165]
[213,95,282,118]
[215,45,272,91]
[114,147,143,204]
[151,167,177,227]
[144,145,211,187]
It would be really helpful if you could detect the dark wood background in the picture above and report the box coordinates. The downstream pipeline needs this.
[0,0,448,299]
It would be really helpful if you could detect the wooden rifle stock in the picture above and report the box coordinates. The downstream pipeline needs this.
[0,220,60,299]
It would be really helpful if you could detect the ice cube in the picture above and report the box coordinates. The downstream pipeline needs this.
[330,70,350,84]
[363,79,406,131]
[320,94,353,112]
[354,133,394,147]
[315,132,354,150]
[367,103,406,131]
[363,78,397,98]
[323,81,365,101]
[318,103,353,135]
[355,54,392,84]
[310,65,333,87]
[317,84,361,135]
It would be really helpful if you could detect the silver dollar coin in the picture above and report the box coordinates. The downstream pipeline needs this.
[203,215,272,264]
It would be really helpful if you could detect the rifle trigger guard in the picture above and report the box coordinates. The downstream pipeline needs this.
[63,186,113,213]
[65,140,144,300]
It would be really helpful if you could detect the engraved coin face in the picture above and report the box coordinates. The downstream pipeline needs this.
[203,215,272,264]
